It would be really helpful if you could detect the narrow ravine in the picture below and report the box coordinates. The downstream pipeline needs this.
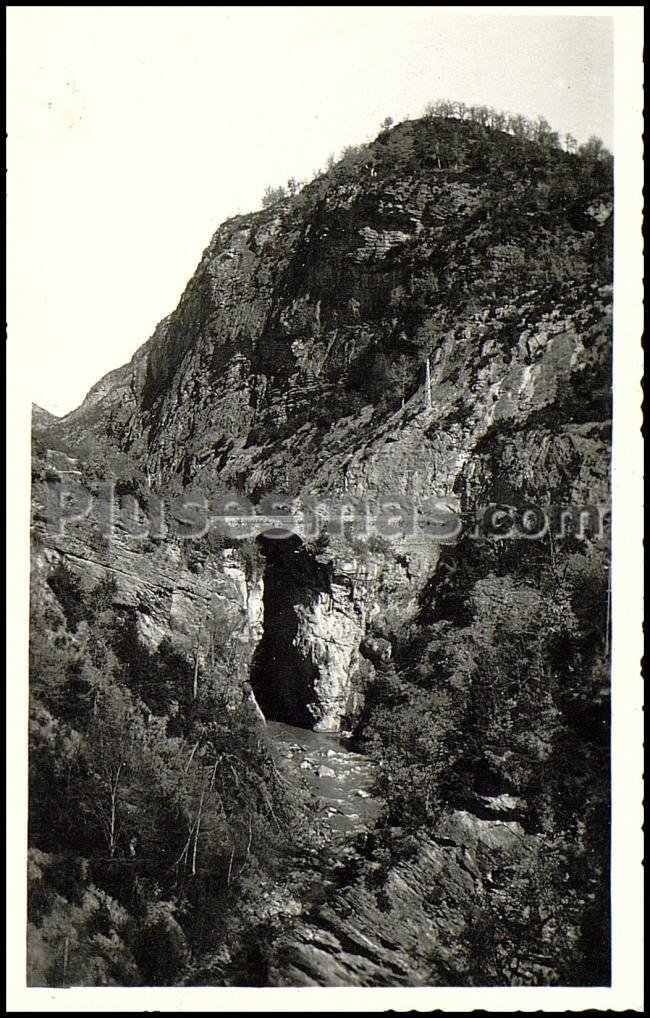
[267,721,380,837]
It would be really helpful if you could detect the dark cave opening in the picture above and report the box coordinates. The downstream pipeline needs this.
[249,532,325,728]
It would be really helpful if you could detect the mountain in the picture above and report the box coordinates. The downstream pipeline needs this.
[36,114,612,731]
[44,117,612,501]
[29,113,612,987]
[31,403,59,430]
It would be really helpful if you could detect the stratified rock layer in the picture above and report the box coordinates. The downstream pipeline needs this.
[34,115,612,730]
[31,115,613,986]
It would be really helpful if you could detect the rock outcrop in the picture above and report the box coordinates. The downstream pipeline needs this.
[250,533,439,730]
[33,114,612,728]
[32,404,59,430]
[30,467,264,669]
[269,811,538,987]
[29,113,613,987]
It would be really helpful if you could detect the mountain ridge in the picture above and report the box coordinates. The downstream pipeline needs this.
[29,111,612,987]
[38,114,612,504]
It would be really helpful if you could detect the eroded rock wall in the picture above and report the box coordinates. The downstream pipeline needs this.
[33,115,612,728]
[251,535,439,731]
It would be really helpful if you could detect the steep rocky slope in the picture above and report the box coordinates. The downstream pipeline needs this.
[30,114,612,987]
[268,811,537,986]
[45,118,611,506]
[36,115,612,732]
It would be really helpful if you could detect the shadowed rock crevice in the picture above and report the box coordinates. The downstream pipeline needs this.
[27,108,614,988]
[250,534,329,728]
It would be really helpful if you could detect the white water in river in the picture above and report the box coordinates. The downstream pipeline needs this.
[266,721,380,836]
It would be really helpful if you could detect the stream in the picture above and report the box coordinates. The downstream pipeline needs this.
[266,721,380,837]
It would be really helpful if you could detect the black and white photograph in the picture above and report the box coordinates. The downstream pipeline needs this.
[6,6,643,1010]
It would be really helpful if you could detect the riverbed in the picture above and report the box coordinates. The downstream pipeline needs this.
[266,721,380,836]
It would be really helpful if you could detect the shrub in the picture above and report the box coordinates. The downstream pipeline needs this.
[46,562,86,632]
[347,345,391,403]
[366,534,393,555]
[236,538,261,582]
[132,903,190,985]
[306,531,330,556]
[261,185,287,208]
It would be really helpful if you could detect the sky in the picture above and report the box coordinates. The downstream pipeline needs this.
[7,7,615,416]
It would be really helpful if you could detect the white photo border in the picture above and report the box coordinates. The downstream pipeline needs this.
[6,5,644,1011]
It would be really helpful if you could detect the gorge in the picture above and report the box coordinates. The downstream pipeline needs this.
[28,110,612,987]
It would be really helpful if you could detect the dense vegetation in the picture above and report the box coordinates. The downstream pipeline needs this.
[252,101,613,440]
[357,531,610,984]
[28,561,324,986]
[29,103,612,987]
[261,98,612,208]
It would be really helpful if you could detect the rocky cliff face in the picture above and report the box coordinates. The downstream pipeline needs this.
[30,464,264,682]
[34,115,612,730]
[30,114,612,988]
[250,534,439,731]
[269,810,538,987]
